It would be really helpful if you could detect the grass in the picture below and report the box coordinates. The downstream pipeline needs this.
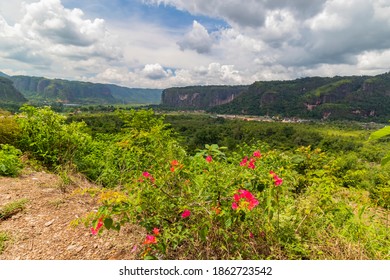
[0,231,10,254]
[0,198,29,220]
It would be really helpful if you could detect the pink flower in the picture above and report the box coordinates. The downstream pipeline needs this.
[232,189,259,211]
[143,235,157,245]
[181,209,191,218]
[270,170,283,186]
[142,171,155,183]
[152,228,160,235]
[248,158,256,169]
[274,175,283,186]
[240,156,248,166]
[253,150,262,158]
[205,155,212,163]
[90,217,104,235]
[131,245,138,253]
[249,232,254,238]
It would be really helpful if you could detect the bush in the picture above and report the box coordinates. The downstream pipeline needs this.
[0,112,21,145]
[16,105,92,167]
[0,144,23,177]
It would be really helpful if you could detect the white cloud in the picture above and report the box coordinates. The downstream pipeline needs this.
[1,0,390,89]
[177,20,214,54]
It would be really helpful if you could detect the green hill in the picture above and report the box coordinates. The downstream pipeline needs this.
[8,75,162,105]
[0,77,27,104]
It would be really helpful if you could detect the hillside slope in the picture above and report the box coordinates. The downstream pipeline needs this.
[0,77,27,104]
[0,169,143,260]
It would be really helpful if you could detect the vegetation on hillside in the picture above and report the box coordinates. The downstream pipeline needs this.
[0,106,389,260]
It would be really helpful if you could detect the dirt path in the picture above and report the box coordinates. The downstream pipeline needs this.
[0,168,143,260]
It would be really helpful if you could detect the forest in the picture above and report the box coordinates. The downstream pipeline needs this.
[0,106,389,260]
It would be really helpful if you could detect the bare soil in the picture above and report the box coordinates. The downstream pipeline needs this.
[0,168,144,260]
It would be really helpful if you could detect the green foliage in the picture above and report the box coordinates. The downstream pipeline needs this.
[0,144,23,177]
[369,124,390,165]
[4,105,389,260]
[0,112,21,145]
[16,105,92,167]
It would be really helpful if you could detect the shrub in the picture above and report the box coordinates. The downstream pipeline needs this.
[0,144,23,177]
[16,105,92,167]
[0,112,21,145]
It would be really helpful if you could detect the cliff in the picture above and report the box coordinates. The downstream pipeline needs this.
[208,72,390,121]
[161,85,248,109]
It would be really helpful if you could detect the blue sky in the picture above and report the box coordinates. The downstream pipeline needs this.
[1,0,390,88]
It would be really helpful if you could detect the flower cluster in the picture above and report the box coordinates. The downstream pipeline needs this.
[240,150,261,169]
[90,217,103,235]
[270,170,283,186]
[231,189,259,211]
[141,171,155,183]
[170,160,179,172]
[143,228,160,245]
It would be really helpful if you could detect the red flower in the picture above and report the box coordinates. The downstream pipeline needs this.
[248,158,256,169]
[152,228,160,235]
[90,217,104,235]
[249,232,254,238]
[205,155,212,163]
[181,209,191,218]
[253,150,262,158]
[171,160,179,166]
[270,170,283,186]
[143,235,157,245]
[240,156,248,166]
[142,171,155,183]
[232,189,259,211]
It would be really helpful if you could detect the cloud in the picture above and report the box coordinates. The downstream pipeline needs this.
[0,0,122,79]
[177,20,213,53]
[2,0,390,89]
[142,64,173,80]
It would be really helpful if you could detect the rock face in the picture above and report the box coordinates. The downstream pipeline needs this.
[161,85,248,109]
[0,77,27,103]
[209,72,390,122]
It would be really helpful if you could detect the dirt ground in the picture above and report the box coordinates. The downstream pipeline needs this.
[0,167,144,260]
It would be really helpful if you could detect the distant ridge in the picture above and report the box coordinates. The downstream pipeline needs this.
[162,72,390,122]
[0,74,162,105]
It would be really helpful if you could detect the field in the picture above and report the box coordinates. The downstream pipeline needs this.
[0,106,389,260]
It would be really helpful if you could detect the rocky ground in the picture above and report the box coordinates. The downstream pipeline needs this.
[0,167,144,260]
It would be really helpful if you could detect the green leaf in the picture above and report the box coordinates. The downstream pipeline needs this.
[200,226,209,241]
[369,126,390,140]
[104,217,113,229]
[225,217,232,228]
[381,154,390,166]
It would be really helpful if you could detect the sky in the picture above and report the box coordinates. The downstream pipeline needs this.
[0,0,390,89]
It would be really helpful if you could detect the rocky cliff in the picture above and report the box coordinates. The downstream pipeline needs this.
[161,85,248,109]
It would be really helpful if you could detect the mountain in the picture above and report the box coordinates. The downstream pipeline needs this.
[0,71,10,78]
[6,75,161,105]
[0,77,28,104]
[106,84,161,104]
[161,72,390,122]
[161,85,248,109]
